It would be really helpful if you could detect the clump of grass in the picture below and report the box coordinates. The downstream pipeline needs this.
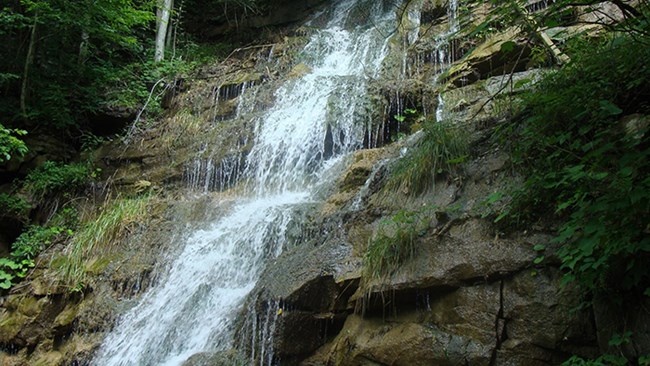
[384,120,469,196]
[364,209,426,280]
[55,196,151,287]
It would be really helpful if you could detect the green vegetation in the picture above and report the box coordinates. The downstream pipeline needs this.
[23,161,94,201]
[0,124,28,163]
[562,331,649,365]
[384,120,468,196]
[0,0,241,136]
[365,209,430,279]
[0,193,30,219]
[495,33,650,294]
[54,196,151,288]
[0,0,156,128]
[0,210,76,289]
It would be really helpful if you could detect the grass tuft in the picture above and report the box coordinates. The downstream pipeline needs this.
[383,120,469,196]
[54,195,151,288]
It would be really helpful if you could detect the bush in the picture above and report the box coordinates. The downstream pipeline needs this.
[0,193,30,219]
[499,34,650,293]
[0,221,74,290]
[0,123,27,163]
[24,161,92,201]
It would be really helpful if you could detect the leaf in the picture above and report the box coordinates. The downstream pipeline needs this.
[608,331,632,346]
[599,100,623,115]
[534,256,545,264]
[500,41,516,53]
[544,18,559,28]
[533,244,546,252]
[446,155,468,164]
[468,20,490,37]
[0,258,20,270]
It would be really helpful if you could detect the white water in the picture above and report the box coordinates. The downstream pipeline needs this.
[94,1,395,365]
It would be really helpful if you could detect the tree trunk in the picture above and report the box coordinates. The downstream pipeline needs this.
[154,0,173,62]
[165,0,175,52]
[78,31,89,65]
[20,12,38,116]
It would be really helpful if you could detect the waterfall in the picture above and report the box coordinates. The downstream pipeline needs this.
[434,0,459,122]
[93,1,396,365]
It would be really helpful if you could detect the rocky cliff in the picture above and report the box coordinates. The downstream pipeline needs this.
[1,1,648,365]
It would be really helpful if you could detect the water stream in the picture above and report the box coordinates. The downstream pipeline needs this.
[94,1,396,365]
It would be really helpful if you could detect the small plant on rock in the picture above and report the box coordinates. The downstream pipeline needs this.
[365,209,429,280]
[384,119,469,196]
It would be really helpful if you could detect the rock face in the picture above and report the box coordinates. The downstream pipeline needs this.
[241,101,600,364]
[2,1,645,365]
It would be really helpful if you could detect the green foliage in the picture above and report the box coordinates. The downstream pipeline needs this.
[384,120,469,196]
[561,332,644,366]
[562,354,629,366]
[54,196,150,287]
[0,219,75,289]
[101,46,218,112]
[497,34,650,294]
[24,161,92,200]
[365,209,430,279]
[0,0,154,127]
[0,193,30,218]
[0,124,28,163]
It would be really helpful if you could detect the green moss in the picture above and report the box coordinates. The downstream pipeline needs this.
[17,296,42,317]
[0,311,29,343]
[54,304,79,329]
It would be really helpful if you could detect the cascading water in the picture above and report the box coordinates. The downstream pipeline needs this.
[93,1,396,365]
[434,0,459,122]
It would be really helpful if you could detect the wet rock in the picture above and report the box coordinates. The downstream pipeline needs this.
[53,304,78,334]
[428,282,501,346]
[0,311,29,344]
[181,349,247,366]
[305,314,491,366]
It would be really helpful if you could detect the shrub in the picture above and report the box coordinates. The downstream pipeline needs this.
[0,123,27,163]
[24,161,92,201]
[0,222,74,290]
[498,34,650,293]
[0,193,30,219]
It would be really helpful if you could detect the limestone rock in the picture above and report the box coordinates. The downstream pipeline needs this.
[363,218,536,293]
[446,29,532,87]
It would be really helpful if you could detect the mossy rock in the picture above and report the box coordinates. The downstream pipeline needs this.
[84,256,114,276]
[32,351,64,366]
[17,296,43,317]
[445,28,532,87]
[54,304,79,330]
[0,310,30,343]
